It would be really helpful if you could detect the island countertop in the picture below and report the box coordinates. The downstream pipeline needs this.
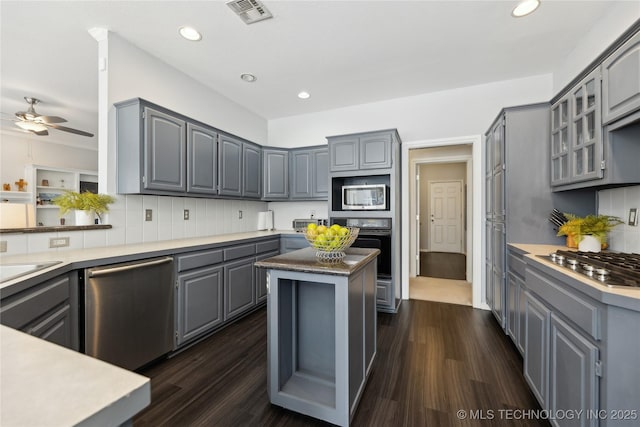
[0,325,150,426]
[254,247,380,276]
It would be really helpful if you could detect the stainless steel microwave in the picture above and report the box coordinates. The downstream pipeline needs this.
[342,184,387,210]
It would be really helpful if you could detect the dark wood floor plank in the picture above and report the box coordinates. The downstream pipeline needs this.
[134,300,549,427]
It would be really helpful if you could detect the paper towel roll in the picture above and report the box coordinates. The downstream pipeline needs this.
[257,211,267,230]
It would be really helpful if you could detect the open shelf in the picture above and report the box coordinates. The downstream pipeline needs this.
[280,371,336,409]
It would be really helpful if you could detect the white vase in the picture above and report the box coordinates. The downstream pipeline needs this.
[75,210,95,226]
[578,235,601,252]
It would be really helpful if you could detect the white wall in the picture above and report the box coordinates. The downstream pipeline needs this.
[268,74,553,147]
[598,185,640,253]
[0,132,98,186]
[552,3,640,93]
[267,201,329,230]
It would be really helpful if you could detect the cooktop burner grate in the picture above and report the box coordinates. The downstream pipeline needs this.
[540,250,640,288]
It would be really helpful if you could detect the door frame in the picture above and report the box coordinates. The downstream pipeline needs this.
[402,135,487,310]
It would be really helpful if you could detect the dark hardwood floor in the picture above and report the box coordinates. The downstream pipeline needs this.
[134,301,548,426]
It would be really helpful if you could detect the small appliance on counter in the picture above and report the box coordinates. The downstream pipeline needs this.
[257,210,274,230]
[292,218,327,230]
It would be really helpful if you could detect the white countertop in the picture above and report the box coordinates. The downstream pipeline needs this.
[0,325,150,426]
[0,230,294,291]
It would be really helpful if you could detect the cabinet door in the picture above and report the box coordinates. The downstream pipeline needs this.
[329,137,359,172]
[485,130,493,219]
[144,107,186,192]
[517,281,527,355]
[187,123,218,195]
[549,314,599,427]
[224,258,256,320]
[263,149,289,199]
[176,266,223,346]
[507,273,518,344]
[551,99,571,186]
[311,148,328,199]
[524,292,551,408]
[243,143,262,199]
[256,251,279,303]
[289,150,312,199]
[359,133,392,169]
[569,70,602,183]
[491,222,505,327]
[28,303,73,349]
[218,134,243,196]
[602,30,640,124]
[491,119,505,220]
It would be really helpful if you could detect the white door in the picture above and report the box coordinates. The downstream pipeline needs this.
[429,180,463,253]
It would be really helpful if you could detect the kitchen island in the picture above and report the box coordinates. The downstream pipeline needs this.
[255,247,379,427]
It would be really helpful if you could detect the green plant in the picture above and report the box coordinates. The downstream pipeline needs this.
[557,213,623,244]
[52,191,115,222]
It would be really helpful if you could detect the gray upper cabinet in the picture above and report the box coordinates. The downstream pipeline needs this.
[242,143,262,199]
[329,131,393,172]
[187,123,218,195]
[262,149,289,200]
[551,69,602,187]
[602,29,640,125]
[290,147,328,200]
[218,134,243,197]
[144,107,187,192]
[328,137,359,172]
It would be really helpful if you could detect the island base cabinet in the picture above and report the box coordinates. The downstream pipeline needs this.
[267,262,376,426]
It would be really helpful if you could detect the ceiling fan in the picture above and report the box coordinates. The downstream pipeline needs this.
[2,97,94,137]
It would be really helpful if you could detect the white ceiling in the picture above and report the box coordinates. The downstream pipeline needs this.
[1,0,636,149]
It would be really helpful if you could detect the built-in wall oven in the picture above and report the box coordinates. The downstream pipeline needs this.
[332,217,391,278]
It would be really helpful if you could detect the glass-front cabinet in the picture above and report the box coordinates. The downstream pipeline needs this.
[551,69,602,187]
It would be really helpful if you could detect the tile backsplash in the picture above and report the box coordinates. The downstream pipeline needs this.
[2,195,268,255]
[598,185,640,253]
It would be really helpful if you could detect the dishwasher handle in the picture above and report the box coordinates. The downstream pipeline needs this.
[87,256,173,278]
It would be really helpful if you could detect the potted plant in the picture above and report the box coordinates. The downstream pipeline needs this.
[52,191,115,225]
[557,213,623,251]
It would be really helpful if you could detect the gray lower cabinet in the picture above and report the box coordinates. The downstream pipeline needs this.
[187,122,218,195]
[263,148,289,200]
[507,248,527,355]
[0,273,78,351]
[289,147,328,200]
[224,257,256,320]
[328,130,393,172]
[602,29,640,125]
[256,250,279,303]
[548,314,599,427]
[176,265,224,346]
[280,234,307,253]
[524,291,550,408]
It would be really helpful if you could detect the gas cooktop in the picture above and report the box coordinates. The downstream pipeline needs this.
[538,250,640,288]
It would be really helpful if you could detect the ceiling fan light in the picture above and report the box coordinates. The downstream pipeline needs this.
[512,0,540,17]
[15,121,47,132]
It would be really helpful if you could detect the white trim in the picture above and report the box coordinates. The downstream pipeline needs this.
[401,135,486,310]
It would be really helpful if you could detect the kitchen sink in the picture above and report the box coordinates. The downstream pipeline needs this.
[0,261,62,283]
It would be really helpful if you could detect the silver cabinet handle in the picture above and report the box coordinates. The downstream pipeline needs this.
[88,257,173,278]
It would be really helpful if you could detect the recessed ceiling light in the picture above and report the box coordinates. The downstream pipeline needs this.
[240,73,257,82]
[178,26,202,41]
[512,0,540,17]
[298,91,310,99]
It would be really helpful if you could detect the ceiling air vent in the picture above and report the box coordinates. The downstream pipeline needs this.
[226,0,273,25]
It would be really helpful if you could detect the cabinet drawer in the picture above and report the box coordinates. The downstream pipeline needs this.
[177,249,223,272]
[224,243,256,261]
[0,275,70,330]
[508,252,526,278]
[376,280,392,307]
[526,268,600,340]
[256,239,279,255]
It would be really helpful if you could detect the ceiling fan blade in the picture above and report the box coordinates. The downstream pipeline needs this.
[31,129,49,136]
[36,115,67,124]
[46,123,94,137]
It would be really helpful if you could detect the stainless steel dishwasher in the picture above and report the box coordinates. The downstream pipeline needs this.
[84,256,174,370]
